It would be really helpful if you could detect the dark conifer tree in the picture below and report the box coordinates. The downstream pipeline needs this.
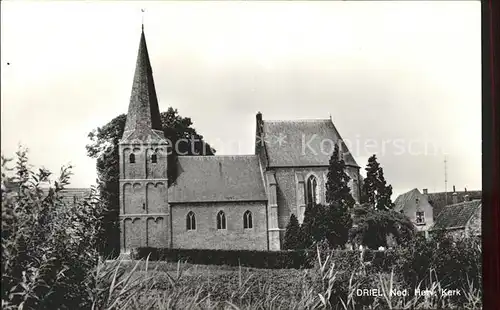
[324,144,354,248]
[283,214,302,250]
[360,154,394,210]
[300,203,327,249]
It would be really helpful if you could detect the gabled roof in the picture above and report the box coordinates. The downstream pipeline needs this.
[394,188,422,212]
[121,28,164,143]
[430,200,481,230]
[427,190,482,217]
[168,155,267,203]
[262,119,359,168]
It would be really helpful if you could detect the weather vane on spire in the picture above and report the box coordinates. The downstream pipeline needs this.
[141,8,145,31]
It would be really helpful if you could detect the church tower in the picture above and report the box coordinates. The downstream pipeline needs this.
[119,27,170,253]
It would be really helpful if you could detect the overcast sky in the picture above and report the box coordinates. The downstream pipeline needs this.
[1,1,481,198]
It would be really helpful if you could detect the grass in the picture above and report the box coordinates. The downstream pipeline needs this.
[91,249,482,310]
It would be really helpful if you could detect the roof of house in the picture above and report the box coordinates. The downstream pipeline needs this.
[168,155,267,203]
[427,190,482,217]
[262,119,359,168]
[430,200,481,230]
[394,188,423,212]
[41,188,92,200]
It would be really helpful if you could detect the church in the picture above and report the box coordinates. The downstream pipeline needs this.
[119,28,362,253]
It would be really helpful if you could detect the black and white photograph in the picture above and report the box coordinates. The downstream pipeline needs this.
[1,1,483,309]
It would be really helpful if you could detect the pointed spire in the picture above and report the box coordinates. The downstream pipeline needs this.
[123,27,163,137]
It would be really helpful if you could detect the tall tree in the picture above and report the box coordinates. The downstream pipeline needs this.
[324,144,354,248]
[86,107,215,257]
[283,214,302,250]
[360,154,394,210]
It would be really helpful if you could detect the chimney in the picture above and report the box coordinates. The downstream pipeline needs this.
[465,187,467,193]
[422,188,428,202]
[453,185,456,192]
[452,192,458,204]
[255,112,264,153]
[256,111,262,124]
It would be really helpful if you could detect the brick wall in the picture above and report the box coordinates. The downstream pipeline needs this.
[171,201,268,251]
[273,166,361,229]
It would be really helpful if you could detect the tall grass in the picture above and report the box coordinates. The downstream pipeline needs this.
[89,246,481,310]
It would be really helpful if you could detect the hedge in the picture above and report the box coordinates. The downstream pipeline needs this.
[131,247,397,270]
[132,247,314,269]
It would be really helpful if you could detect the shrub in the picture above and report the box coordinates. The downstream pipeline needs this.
[1,147,106,309]
[393,232,482,305]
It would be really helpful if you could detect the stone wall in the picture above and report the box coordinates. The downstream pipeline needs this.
[171,201,268,250]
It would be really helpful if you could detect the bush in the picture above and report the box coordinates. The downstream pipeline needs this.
[132,247,315,269]
[1,147,106,309]
[395,233,482,292]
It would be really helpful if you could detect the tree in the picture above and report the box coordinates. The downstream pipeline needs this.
[300,203,328,249]
[283,214,302,250]
[86,107,215,257]
[324,144,354,248]
[349,203,415,249]
[360,155,394,210]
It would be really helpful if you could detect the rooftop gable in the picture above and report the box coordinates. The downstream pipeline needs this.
[261,119,359,168]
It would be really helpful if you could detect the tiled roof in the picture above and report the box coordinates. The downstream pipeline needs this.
[427,190,482,217]
[41,188,92,200]
[262,119,359,168]
[168,155,267,203]
[430,200,481,230]
[394,188,422,212]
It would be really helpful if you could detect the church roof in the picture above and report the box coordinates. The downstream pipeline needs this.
[121,28,165,143]
[262,119,359,168]
[168,155,267,203]
[430,200,481,230]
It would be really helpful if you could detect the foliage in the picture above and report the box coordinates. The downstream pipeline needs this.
[1,147,106,309]
[395,232,482,296]
[324,144,354,249]
[132,247,314,269]
[349,203,416,249]
[300,203,329,249]
[360,154,394,210]
[110,243,481,310]
[283,214,302,250]
[86,108,215,257]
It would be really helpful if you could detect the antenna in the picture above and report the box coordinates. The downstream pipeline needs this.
[444,156,448,205]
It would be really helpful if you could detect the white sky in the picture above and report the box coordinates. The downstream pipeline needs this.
[1,1,481,198]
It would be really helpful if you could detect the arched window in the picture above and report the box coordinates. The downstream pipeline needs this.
[186,211,196,230]
[217,211,226,230]
[129,153,136,164]
[306,175,319,207]
[151,153,157,163]
[243,210,253,229]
